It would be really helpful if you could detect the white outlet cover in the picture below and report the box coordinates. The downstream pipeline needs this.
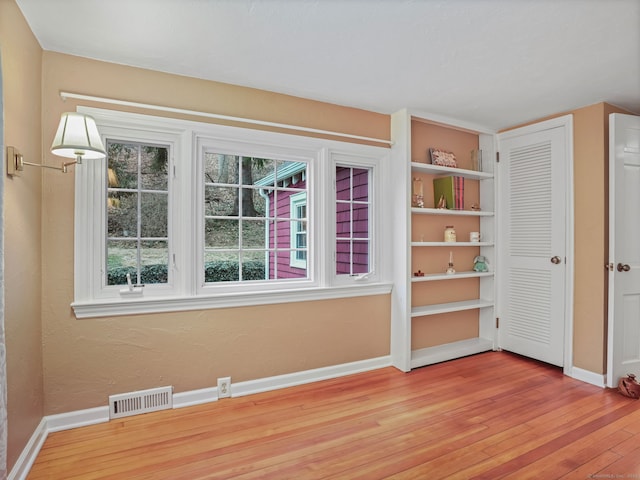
[217,377,231,399]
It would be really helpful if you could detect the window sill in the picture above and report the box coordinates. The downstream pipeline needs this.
[71,283,393,319]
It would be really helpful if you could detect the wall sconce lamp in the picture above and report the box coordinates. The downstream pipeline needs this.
[6,112,106,176]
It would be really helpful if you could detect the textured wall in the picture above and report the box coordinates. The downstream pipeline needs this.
[40,52,391,414]
[0,0,45,471]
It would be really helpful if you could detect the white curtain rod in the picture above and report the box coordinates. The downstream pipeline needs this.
[59,91,393,146]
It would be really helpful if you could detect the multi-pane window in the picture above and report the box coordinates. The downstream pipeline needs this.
[74,108,389,317]
[202,153,308,283]
[335,165,371,276]
[106,140,170,287]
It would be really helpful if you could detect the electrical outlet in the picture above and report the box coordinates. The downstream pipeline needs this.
[217,377,231,399]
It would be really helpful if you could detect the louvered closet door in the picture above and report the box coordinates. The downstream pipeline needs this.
[499,126,567,367]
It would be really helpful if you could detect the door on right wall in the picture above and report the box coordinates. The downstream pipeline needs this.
[607,113,640,387]
[497,116,572,367]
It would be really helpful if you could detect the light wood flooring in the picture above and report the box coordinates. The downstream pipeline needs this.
[28,351,640,479]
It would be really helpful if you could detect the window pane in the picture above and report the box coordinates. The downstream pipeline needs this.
[242,220,267,248]
[275,251,307,279]
[241,157,274,186]
[336,166,352,201]
[352,203,369,238]
[273,220,290,249]
[106,239,138,285]
[352,168,369,202]
[336,240,352,275]
[239,187,265,217]
[141,192,168,237]
[276,161,306,189]
[204,153,239,185]
[141,146,169,190]
[336,202,351,239]
[108,192,137,237]
[352,240,369,274]
[205,219,239,249]
[241,251,267,281]
[204,251,239,283]
[205,186,238,216]
[108,143,138,190]
[140,240,169,284]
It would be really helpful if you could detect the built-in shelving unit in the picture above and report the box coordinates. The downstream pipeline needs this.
[390,109,498,372]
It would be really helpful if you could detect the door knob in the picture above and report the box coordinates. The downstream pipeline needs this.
[551,256,561,264]
[617,263,631,272]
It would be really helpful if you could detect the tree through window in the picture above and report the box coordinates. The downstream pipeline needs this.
[203,153,308,283]
[106,140,170,287]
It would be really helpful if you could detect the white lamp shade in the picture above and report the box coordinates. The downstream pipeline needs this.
[50,112,106,160]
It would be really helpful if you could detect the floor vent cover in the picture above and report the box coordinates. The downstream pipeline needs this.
[109,386,173,419]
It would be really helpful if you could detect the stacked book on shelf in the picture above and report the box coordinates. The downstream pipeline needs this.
[433,176,464,210]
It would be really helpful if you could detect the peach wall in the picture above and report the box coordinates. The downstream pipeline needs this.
[40,52,391,414]
[572,104,608,373]
[571,103,634,373]
[0,0,45,470]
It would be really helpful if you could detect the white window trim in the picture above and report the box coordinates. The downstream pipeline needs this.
[72,106,392,319]
[330,153,382,286]
[194,136,318,296]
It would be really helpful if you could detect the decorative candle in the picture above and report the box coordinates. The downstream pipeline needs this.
[446,250,456,274]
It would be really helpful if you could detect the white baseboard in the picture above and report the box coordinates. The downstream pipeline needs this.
[8,418,47,480]
[569,366,606,388]
[8,355,391,479]
[46,406,110,433]
[173,386,217,409]
[231,355,391,398]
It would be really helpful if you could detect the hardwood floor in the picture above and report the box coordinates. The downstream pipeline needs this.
[28,351,640,479]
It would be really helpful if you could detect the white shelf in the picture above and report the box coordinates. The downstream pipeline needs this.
[411,207,494,217]
[411,162,493,180]
[411,241,493,247]
[411,299,494,317]
[411,271,494,282]
[410,337,494,369]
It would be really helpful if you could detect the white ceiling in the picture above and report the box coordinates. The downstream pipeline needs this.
[15,0,640,130]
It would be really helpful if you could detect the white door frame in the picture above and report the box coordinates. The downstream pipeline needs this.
[497,114,575,375]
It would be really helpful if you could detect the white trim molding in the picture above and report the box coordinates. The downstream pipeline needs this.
[231,356,391,398]
[61,91,393,146]
[569,366,606,388]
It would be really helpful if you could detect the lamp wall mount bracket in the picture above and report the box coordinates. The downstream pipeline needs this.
[6,145,77,176]
[6,146,23,176]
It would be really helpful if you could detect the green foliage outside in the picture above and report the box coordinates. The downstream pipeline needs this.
[107,260,266,285]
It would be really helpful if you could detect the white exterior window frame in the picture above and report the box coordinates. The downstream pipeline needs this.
[72,107,392,319]
[289,191,308,269]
